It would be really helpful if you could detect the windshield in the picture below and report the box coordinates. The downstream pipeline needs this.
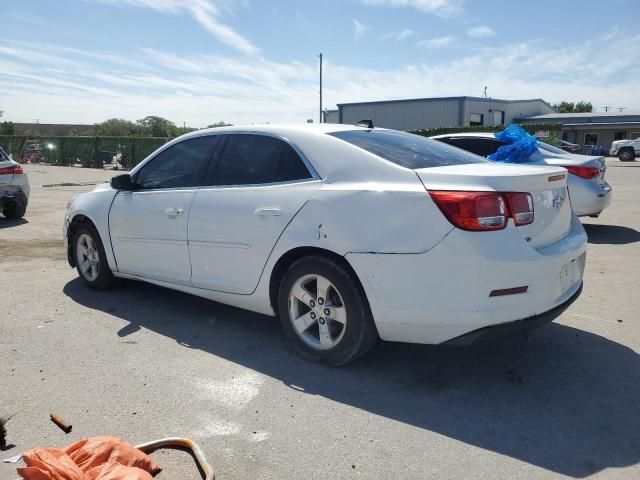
[328,129,489,169]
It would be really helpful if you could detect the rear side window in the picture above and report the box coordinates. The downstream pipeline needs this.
[328,129,488,169]
[209,134,312,186]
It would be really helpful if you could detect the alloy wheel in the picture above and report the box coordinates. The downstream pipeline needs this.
[76,233,100,282]
[288,274,347,350]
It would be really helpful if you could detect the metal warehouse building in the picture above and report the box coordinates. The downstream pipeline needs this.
[334,96,556,130]
[521,112,640,150]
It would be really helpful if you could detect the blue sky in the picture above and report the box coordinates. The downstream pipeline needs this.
[1,0,639,126]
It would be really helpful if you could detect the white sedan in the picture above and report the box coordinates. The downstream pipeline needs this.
[64,125,587,365]
[0,147,29,219]
[431,132,612,217]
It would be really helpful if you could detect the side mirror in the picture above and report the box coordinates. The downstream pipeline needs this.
[110,174,136,191]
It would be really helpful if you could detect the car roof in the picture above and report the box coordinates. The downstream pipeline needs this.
[193,123,368,137]
[430,132,496,139]
[133,123,418,184]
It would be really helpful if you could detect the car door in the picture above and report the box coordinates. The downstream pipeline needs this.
[109,135,217,284]
[188,133,320,294]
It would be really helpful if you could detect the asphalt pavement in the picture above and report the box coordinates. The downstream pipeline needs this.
[1,161,638,479]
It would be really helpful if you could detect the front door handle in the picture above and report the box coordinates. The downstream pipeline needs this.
[164,207,184,217]
[254,208,281,217]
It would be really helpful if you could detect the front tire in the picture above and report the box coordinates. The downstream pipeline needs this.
[278,256,378,366]
[618,149,635,162]
[72,224,116,290]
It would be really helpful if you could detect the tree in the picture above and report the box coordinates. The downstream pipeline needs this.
[574,101,593,113]
[207,121,232,128]
[136,116,177,137]
[0,121,15,135]
[95,118,136,136]
[552,101,592,113]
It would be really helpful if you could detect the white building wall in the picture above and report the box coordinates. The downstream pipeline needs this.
[337,97,556,130]
[339,98,461,130]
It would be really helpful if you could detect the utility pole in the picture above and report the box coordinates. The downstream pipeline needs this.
[603,106,611,112]
[319,53,323,123]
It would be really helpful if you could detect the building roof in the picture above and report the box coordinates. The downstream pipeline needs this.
[525,112,640,120]
[337,96,553,108]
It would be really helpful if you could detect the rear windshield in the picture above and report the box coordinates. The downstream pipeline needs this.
[539,142,568,155]
[328,129,489,169]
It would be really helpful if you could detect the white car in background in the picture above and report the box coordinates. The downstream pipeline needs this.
[431,133,612,217]
[609,137,639,161]
[0,147,29,219]
[64,125,586,365]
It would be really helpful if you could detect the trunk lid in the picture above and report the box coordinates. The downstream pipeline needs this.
[416,163,572,248]
[530,145,607,186]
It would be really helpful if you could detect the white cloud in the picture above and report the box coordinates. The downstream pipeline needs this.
[360,0,464,17]
[396,29,415,40]
[417,35,456,48]
[380,29,414,41]
[1,31,639,126]
[96,0,258,55]
[353,19,371,38]
[467,25,496,38]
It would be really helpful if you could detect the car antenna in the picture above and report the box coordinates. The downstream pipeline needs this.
[355,119,374,129]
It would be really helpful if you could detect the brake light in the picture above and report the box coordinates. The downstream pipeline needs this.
[565,166,600,179]
[506,192,534,226]
[429,191,534,231]
[428,191,507,231]
[0,165,24,175]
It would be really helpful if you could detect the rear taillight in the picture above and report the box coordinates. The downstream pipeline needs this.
[565,166,600,179]
[506,192,534,226]
[0,165,24,175]
[429,191,534,231]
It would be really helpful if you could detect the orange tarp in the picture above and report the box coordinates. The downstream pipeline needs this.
[17,436,162,480]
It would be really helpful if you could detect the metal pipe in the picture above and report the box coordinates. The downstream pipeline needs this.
[135,437,214,480]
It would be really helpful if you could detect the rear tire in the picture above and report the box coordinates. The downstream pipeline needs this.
[618,149,635,162]
[72,224,116,290]
[3,195,27,219]
[278,256,378,366]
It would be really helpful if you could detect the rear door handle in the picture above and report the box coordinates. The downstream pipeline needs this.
[254,208,281,217]
[164,207,184,216]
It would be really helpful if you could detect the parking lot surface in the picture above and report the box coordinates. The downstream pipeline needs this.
[1,161,639,479]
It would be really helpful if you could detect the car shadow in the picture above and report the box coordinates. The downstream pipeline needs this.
[0,218,28,228]
[583,224,640,245]
[63,278,640,478]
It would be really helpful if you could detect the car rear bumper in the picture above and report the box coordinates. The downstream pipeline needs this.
[346,215,587,344]
[571,179,612,217]
[0,189,28,209]
[443,282,582,346]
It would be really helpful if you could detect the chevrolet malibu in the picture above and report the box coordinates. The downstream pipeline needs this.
[64,125,587,365]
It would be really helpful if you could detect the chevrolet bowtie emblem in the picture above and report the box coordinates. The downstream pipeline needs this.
[552,194,565,209]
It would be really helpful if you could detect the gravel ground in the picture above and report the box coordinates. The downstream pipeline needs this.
[1,160,638,480]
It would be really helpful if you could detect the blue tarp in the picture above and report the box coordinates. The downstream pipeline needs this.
[488,124,539,163]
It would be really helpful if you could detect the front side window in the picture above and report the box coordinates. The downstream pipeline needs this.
[209,134,312,186]
[329,129,488,169]
[135,136,216,189]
